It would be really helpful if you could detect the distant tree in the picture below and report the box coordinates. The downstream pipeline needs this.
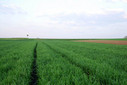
[124,36,127,38]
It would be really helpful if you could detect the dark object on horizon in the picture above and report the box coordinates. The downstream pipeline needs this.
[124,36,127,39]
[27,34,29,38]
[27,34,29,37]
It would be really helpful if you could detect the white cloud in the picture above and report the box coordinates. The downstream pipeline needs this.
[0,0,127,38]
[0,4,26,15]
[123,13,127,19]
[112,0,127,2]
[32,0,106,16]
[122,0,127,2]
[106,8,124,13]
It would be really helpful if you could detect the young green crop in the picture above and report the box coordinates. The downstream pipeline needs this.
[0,40,36,85]
[1,39,127,85]
[41,40,127,85]
[37,42,98,85]
[46,41,127,72]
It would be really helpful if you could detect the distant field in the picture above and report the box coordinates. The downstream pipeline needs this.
[0,39,127,85]
[0,38,127,41]
[52,38,127,41]
[75,40,127,45]
[0,38,29,40]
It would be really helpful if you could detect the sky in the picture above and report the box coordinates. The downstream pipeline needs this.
[0,0,127,38]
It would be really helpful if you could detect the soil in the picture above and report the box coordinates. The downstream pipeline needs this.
[75,40,127,45]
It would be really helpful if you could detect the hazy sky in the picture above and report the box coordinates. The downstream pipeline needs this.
[0,0,127,38]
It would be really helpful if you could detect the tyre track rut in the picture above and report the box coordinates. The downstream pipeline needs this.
[42,42,90,77]
[29,43,38,85]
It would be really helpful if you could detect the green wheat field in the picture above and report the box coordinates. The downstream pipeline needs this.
[0,38,127,85]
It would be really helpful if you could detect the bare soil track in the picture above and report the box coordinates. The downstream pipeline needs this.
[75,40,127,45]
[29,43,38,85]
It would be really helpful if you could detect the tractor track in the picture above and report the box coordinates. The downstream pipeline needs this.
[42,42,107,84]
[42,42,91,77]
[29,43,38,85]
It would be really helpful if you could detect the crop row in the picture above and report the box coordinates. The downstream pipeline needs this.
[46,41,127,72]
[37,42,98,85]
[0,40,127,85]
[0,41,36,85]
[42,40,127,85]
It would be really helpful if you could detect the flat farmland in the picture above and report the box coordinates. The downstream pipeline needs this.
[74,40,127,45]
[0,39,127,85]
